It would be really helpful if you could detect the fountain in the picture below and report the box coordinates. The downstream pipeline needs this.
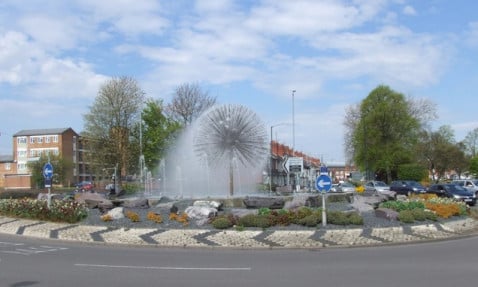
[159,104,269,199]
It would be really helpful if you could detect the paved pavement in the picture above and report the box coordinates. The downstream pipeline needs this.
[1,215,478,249]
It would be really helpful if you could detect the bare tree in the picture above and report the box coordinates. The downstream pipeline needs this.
[464,127,478,157]
[166,83,216,126]
[83,76,145,180]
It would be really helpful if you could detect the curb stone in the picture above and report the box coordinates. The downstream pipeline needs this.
[1,216,478,249]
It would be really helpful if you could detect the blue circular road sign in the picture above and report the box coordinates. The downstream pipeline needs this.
[315,174,332,193]
[43,162,53,179]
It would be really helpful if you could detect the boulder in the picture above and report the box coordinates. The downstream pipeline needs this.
[75,192,113,209]
[193,200,223,210]
[374,208,399,221]
[121,198,149,209]
[243,196,285,209]
[185,206,217,226]
[106,207,124,220]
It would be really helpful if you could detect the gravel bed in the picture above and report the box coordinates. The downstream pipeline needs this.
[77,198,435,231]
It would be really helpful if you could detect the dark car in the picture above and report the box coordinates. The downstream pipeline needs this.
[427,183,476,206]
[390,180,426,195]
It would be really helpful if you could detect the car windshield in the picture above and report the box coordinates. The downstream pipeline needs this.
[472,180,478,185]
[409,181,422,187]
[341,182,354,187]
[444,185,466,192]
[375,181,387,186]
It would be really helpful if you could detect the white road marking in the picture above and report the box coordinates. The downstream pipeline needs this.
[0,242,68,255]
[75,263,251,271]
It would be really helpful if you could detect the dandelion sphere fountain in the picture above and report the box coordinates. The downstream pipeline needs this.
[194,104,269,196]
[160,104,268,199]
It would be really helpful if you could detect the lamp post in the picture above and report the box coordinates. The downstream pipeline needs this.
[270,123,290,194]
[292,90,296,152]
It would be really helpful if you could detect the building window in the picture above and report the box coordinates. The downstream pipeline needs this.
[53,135,58,143]
[30,137,35,144]
[46,136,51,143]
[17,137,27,144]
[17,163,27,171]
[38,137,43,143]
[30,150,36,157]
[5,163,10,170]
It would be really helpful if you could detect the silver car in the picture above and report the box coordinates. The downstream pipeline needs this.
[364,181,394,196]
[335,182,356,193]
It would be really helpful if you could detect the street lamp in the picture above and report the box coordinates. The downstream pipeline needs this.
[270,123,290,194]
[292,90,296,153]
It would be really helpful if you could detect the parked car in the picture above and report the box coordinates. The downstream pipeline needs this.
[426,183,476,206]
[335,182,356,193]
[76,181,94,192]
[390,180,426,195]
[451,179,478,196]
[364,181,395,197]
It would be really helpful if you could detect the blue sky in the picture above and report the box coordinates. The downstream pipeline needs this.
[1,0,477,164]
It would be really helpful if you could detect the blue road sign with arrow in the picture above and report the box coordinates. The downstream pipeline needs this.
[315,174,332,193]
[43,162,53,179]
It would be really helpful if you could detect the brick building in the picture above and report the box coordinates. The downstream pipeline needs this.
[0,128,80,190]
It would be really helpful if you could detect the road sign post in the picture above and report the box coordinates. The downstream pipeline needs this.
[315,174,332,227]
[43,162,54,208]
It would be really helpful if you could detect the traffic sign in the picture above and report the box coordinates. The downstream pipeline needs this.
[320,166,328,175]
[43,162,53,179]
[315,174,332,193]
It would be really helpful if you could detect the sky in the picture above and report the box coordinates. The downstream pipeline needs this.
[1,0,478,164]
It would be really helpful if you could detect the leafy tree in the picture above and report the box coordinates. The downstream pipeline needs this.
[416,125,467,182]
[82,76,145,181]
[166,83,216,125]
[397,164,428,182]
[138,99,181,172]
[28,154,71,188]
[349,85,421,183]
[469,156,478,177]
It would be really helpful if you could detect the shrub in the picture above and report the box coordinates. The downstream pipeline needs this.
[296,206,313,219]
[101,214,113,221]
[327,211,349,225]
[125,210,140,222]
[346,212,364,225]
[297,214,320,227]
[0,198,87,223]
[237,214,272,229]
[379,200,425,212]
[410,208,428,221]
[146,211,163,223]
[398,210,415,223]
[211,216,234,229]
[258,207,271,215]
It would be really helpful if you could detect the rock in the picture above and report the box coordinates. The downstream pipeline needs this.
[170,205,179,214]
[121,198,149,209]
[106,207,124,220]
[75,192,113,209]
[243,196,285,209]
[185,206,217,225]
[229,208,258,218]
[193,200,223,210]
[374,208,399,221]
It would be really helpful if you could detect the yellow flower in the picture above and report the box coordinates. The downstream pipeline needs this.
[355,185,365,193]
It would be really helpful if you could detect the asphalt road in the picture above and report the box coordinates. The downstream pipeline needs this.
[1,233,477,287]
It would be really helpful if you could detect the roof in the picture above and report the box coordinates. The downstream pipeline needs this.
[13,128,78,137]
[0,155,14,162]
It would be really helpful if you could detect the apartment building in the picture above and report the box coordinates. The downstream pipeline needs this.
[0,128,79,189]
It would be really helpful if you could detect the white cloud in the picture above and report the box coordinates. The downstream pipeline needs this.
[402,5,417,16]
